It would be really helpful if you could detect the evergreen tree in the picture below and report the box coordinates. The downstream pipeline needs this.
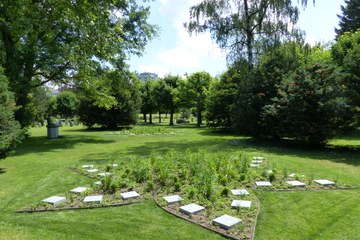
[335,0,360,39]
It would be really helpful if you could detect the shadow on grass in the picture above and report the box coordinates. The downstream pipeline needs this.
[0,168,6,174]
[13,135,116,156]
[111,134,360,167]
[231,138,360,166]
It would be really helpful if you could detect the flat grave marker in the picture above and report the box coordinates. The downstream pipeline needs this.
[212,214,242,230]
[82,165,94,168]
[94,181,102,186]
[42,196,66,205]
[83,195,103,203]
[250,164,260,168]
[255,181,272,187]
[179,203,205,215]
[230,189,249,196]
[121,191,140,200]
[286,181,306,187]
[231,200,251,208]
[163,195,183,204]
[98,172,111,177]
[314,179,335,186]
[87,169,99,173]
[70,187,88,193]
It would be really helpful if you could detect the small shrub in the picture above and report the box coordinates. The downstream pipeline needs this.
[220,187,230,197]
[268,172,276,182]
[145,180,154,192]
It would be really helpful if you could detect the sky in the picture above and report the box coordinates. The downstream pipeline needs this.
[128,0,345,78]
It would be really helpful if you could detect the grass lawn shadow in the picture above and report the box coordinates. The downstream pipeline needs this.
[13,135,116,156]
[233,138,360,166]
[0,168,6,174]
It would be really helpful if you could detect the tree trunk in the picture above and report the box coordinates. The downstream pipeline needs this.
[169,111,174,126]
[149,112,153,124]
[143,113,147,122]
[197,108,202,127]
[158,112,161,123]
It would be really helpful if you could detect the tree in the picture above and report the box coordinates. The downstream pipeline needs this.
[332,30,360,112]
[78,69,141,129]
[180,72,212,127]
[158,75,182,126]
[0,0,158,127]
[55,91,79,118]
[335,0,360,39]
[206,68,239,129]
[140,80,157,124]
[261,64,355,145]
[0,67,24,159]
[186,0,310,71]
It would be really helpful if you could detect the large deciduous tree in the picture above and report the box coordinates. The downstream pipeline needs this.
[0,0,158,127]
[180,72,212,127]
[0,68,24,159]
[335,0,360,39]
[186,0,311,71]
[55,91,80,119]
[78,69,141,129]
[159,75,182,126]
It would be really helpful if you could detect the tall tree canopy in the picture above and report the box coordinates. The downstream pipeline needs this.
[180,71,212,127]
[0,0,158,127]
[0,67,24,159]
[186,0,312,70]
[335,0,360,39]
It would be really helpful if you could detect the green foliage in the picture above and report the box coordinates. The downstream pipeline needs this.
[140,80,157,124]
[78,69,141,129]
[0,68,24,159]
[180,71,212,127]
[55,91,79,118]
[335,0,360,39]
[262,64,355,145]
[0,0,158,127]
[206,67,239,128]
[186,0,309,69]
[332,30,360,113]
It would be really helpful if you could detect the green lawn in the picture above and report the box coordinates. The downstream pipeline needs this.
[0,125,359,239]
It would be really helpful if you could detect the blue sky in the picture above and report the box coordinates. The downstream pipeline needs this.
[128,0,345,77]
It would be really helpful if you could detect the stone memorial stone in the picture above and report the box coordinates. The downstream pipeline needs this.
[121,191,140,199]
[42,196,66,205]
[163,195,183,204]
[108,164,118,167]
[212,214,242,230]
[230,189,249,196]
[286,181,305,187]
[250,164,259,168]
[231,200,251,208]
[252,160,263,163]
[83,195,102,203]
[255,181,272,187]
[314,179,335,186]
[253,157,264,160]
[98,172,111,177]
[288,173,296,178]
[82,165,94,168]
[87,169,99,173]
[179,203,205,215]
[94,181,102,185]
[70,187,88,193]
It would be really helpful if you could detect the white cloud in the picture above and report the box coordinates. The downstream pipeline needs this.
[133,0,227,77]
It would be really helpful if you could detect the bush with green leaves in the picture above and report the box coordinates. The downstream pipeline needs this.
[0,68,24,159]
[262,64,355,145]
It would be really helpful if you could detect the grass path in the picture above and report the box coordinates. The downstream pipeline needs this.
[0,125,359,239]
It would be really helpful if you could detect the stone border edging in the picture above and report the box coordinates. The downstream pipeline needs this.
[16,200,142,213]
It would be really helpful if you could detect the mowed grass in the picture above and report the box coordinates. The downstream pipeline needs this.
[0,124,359,239]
